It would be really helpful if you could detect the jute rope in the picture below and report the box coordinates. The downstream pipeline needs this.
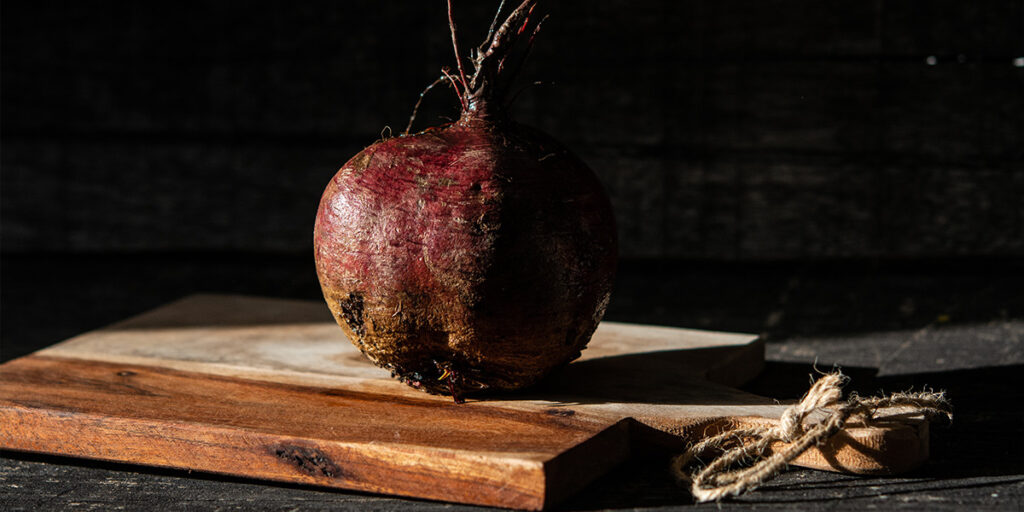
[670,372,952,502]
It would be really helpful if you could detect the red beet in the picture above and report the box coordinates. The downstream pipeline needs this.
[314,0,616,398]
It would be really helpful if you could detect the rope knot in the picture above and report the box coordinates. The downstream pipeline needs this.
[671,371,952,502]
[775,373,844,441]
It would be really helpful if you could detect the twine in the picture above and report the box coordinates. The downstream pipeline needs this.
[670,372,952,502]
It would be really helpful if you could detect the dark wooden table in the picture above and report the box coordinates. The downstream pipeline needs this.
[2,254,1022,510]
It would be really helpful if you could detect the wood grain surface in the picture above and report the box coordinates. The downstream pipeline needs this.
[0,295,933,509]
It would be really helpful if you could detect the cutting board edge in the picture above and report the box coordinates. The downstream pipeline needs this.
[0,398,560,510]
[539,417,633,509]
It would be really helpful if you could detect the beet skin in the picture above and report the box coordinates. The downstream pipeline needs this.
[313,1,617,397]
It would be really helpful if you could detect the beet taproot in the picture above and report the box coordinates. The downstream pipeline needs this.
[313,0,616,398]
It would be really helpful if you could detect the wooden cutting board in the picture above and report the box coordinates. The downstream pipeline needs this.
[0,295,930,509]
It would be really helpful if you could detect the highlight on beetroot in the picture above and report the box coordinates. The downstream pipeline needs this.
[313,0,617,401]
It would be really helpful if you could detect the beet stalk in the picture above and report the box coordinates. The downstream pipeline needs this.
[313,0,617,399]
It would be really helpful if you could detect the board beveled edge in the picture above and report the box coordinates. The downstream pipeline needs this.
[541,418,633,508]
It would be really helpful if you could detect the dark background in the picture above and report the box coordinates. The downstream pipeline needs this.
[3,0,1022,258]
[2,1,1023,510]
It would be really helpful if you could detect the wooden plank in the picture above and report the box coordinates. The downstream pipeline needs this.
[4,140,1022,257]
[5,0,1022,259]
[5,1,1022,141]
[0,141,347,252]
[0,295,933,509]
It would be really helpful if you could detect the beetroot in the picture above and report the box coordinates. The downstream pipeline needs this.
[313,0,616,399]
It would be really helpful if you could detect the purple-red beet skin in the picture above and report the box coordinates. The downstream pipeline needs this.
[314,118,616,395]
